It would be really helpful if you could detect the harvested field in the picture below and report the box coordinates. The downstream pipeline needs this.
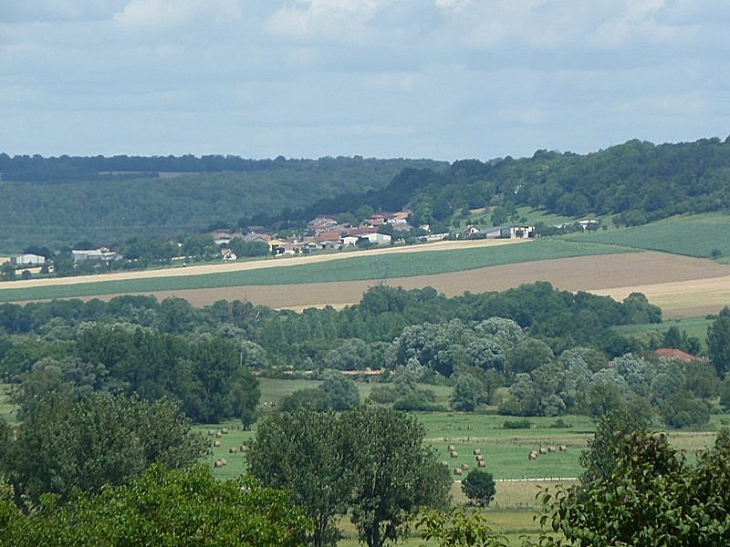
[2,239,729,318]
[109,251,730,318]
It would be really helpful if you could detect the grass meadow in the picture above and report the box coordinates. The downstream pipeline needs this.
[613,315,716,350]
[0,374,723,545]
[0,239,628,303]
[565,213,730,259]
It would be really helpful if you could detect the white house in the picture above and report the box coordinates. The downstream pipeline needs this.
[11,253,47,266]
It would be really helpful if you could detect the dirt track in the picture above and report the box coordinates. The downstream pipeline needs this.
[3,241,730,318]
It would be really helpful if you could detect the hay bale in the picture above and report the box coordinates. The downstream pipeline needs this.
[221,427,230,434]
[207,429,215,436]
[453,468,463,476]
[229,446,239,454]
[215,431,223,438]
[547,445,556,453]
[528,451,538,460]
[460,463,469,471]
[449,450,458,458]
[213,440,221,448]
[539,446,547,454]
[558,444,568,452]
[478,460,486,468]
[473,448,482,456]
[447,444,455,452]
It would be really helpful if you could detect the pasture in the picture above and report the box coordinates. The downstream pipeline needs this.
[565,213,730,259]
[613,315,716,349]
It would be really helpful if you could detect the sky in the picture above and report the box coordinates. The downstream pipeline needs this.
[1,0,729,161]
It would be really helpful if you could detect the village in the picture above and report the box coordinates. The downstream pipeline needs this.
[1,209,541,279]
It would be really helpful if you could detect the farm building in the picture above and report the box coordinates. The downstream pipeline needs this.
[11,253,47,266]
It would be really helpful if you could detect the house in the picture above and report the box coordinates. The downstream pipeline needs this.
[71,249,123,262]
[220,249,237,260]
[308,216,339,234]
[243,232,272,244]
[461,226,482,238]
[314,232,342,249]
[211,229,240,246]
[483,225,535,239]
[358,233,392,246]
[654,348,706,362]
[11,253,47,266]
[341,235,360,247]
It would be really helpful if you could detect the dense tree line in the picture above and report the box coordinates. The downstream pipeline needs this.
[0,156,444,252]
[0,153,443,183]
[1,282,724,428]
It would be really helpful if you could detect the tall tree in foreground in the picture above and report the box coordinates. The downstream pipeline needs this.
[536,417,730,546]
[248,410,353,547]
[342,406,452,547]
[248,407,451,547]
[0,393,207,504]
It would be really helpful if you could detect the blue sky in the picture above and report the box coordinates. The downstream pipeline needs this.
[1,0,728,160]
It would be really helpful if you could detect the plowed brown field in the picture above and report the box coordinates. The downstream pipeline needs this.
[96,251,730,319]
[3,241,730,318]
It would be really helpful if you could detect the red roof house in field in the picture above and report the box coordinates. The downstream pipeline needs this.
[654,348,704,362]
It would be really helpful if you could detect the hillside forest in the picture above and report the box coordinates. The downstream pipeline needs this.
[1,137,730,255]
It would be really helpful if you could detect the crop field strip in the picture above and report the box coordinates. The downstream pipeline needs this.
[0,239,626,302]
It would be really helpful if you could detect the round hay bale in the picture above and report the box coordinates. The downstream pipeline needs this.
[449,450,458,458]
[478,460,486,468]
[528,451,538,460]
[547,445,556,453]
[213,440,221,448]
[453,468,463,476]
[207,429,215,436]
[221,427,230,434]
[229,447,239,454]
[447,444,455,452]
[473,448,482,456]
[215,431,223,438]
[558,444,568,452]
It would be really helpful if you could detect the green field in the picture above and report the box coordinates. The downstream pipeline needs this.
[462,206,588,229]
[0,239,629,303]
[2,377,723,545]
[565,213,730,258]
[613,315,714,350]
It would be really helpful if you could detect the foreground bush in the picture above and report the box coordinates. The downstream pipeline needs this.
[0,465,311,547]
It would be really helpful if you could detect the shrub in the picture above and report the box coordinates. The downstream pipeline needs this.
[502,419,532,429]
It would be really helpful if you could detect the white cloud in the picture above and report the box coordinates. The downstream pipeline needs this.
[0,1,127,22]
[113,0,242,27]
[265,0,393,43]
